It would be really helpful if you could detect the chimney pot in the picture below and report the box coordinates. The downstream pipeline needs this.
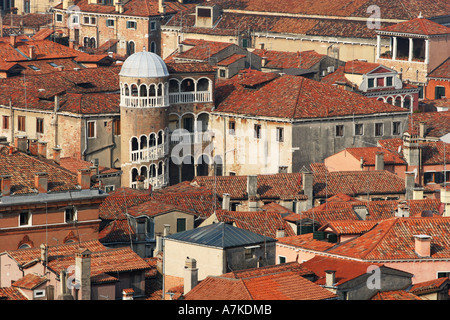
[40,243,48,262]
[419,122,427,139]
[34,172,48,193]
[405,172,415,200]
[414,234,432,258]
[184,257,198,295]
[53,147,62,164]
[163,224,170,236]
[122,288,134,300]
[77,169,91,190]
[29,139,39,156]
[325,270,336,287]
[10,35,17,48]
[38,141,47,158]
[276,228,285,238]
[222,193,230,210]
[1,174,11,196]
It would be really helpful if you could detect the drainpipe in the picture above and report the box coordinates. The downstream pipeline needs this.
[82,118,88,160]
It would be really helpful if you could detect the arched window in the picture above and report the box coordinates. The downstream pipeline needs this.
[131,137,139,151]
[150,41,156,53]
[149,133,156,147]
[140,84,148,97]
[181,79,195,92]
[124,83,130,96]
[140,135,147,150]
[197,78,210,92]
[131,168,139,182]
[158,131,163,145]
[158,161,164,175]
[127,41,135,56]
[140,166,148,179]
[149,164,156,177]
[83,37,89,48]
[89,37,96,48]
[131,84,138,96]
[169,79,179,93]
[157,83,163,96]
[149,84,156,97]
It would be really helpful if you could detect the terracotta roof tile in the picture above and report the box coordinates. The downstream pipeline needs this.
[428,57,450,80]
[277,233,337,252]
[214,209,296,238]
[328,217,450,260]
[372,290,422,300]
[406,111,450,138]
[221,261,314,279]
[11,273,48,290]
[99,188,152,220]
[344,147,406,166]
[408,277,450,295]
[253,49,324,70]
[0,287,28,300]
[378,18,450,36]
[215,71,408,119]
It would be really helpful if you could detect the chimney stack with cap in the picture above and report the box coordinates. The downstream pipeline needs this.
[75,248,91,300]
[325,270,336,288]
[77,169,91,190]
[38,141,47,158]
[247,175,258,211]
[35,172,48,193]
[375,151,384,171]
[1,175,11,196]
[29,139,39,156]
[184,257,198,295]
[405,172,415,200]
[222,193,230,211]
[414,235,432,258]
[15,136,28,153]
[53,147,62,164]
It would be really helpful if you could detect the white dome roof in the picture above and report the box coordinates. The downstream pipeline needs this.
[119,50,169,78]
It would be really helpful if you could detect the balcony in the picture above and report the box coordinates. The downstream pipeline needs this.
[169,91,212,105]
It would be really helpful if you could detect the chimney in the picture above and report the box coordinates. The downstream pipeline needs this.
[413,187,424,200]
[29,139,38,156]
[158,0,166,14]
[163,224,170,237]
[75,248,91,300]
[247,175,258,211]
[28,46,36,60]
[184,257,198,295]
[1,175,11,196]
[360,157,364,170]
[115,2,124,13]
[441,188,450,217]
[419,122,427,139]
[54,94,60,112]
[10,35,17,48]
[414,235,432,258]
[154,232,163,256]
[136,175,145,190]
[15,136,28,153]
[403,135,420,166]
[276,228,285,238]
[34,172,48,193]
[122,289,134,300]
[302,171,313,210]
[375,151,384,171]
[77,169,91,190]
[53,147,62,164]
[394,201,410,217]
[405,172,415,200]
[325,270,336,288]
[261,56,267,67]
[40,243,48,263]
[222,193,230,210]
[38,141,47,158]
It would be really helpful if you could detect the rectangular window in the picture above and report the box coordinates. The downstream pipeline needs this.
[18,116,26,132]
[126,21,137,29]
[105,185,115,193]
[113,119,120,136]
[36,118,44,134]
[368,78,374,88]
[254,124,261,139]
[177,218,186,233]
[150,21,157,31]
[437,272,450,278]
[229,120,235,135]
[2,116,9,129]
[335,125,344,137]
[65,207,77,223]
[244,247,255,259]
[33,290,45,299]
[435,86,446,99]
[393,121,401,135]
[219,69,226,78]
[276,127,284,142]
[278,256,286,264]
[83,16,90,24]
[19,211,31,226]
[87,121,96,138]
[386,76,393,87]
[424,172,435,184]
[106,19,115,27]
[375,123,383,136]
[354,123,363,136]
[56,14,63,22]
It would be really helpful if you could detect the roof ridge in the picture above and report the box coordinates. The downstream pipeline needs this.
[360,218,398,259]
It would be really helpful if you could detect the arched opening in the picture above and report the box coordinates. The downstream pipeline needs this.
[181,114,195,133]
[169,158,180,185]
[149,133,156,147]
[89,37,96,48]
[140,84,148,97]
[127,41,135,56]
[124,83,130,96]
[140,166,148,182]
[197,78,210,92]
[158,131,163,145]
[386,97,394,105]
[403,95,412,109]
[169,79,180,93]
[150,41,156,53]
[197,154,210,176]
[196,113,209,133]
[394,96,402,107]
[131,168,139,188]
[181,78,195,92]
[131,84,138,96]
[140,135,147,150]
[158,161,164,176]
[149,164,157,178]
[181,156,195,182]
[157,83,163,96]
[149,84,156,97]
[214,155,223,176]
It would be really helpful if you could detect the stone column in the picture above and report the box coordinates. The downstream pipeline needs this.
[408,38,414,62]
[392,37,397,60]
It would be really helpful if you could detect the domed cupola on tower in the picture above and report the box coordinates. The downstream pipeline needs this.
[119,49,170,190]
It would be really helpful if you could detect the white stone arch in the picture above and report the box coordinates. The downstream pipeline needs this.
[148,83,157,97]
[376,96,385,102]
[386,95,395,105]
[130,167,139,187]
[394,95,403,107]
[403,94,413,109]
[196,77,212,92]
[130,83,139,96]
[157,129,164,145]
[130,136,139,151]
[123,83,130,96]
[169,78,181,93]
[157,160,164,176]
[149,163,157,177]
[138,134,148,150]
[180,77,196,92]
[139,83,148,97]
[149,132,157,147]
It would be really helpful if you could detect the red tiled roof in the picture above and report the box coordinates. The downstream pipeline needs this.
[378,18,450,36]
[217,54,246,66]
[408,277,450,295]
[32,28,55,41]
[0,146,80,195]
[0,287,27,300]
[126,199,195,218]
[59,157,118,176]
[99,188,152,220]
[184,271,336,300]
[151,181,220,218]
[98,219,135,243]
[428,57,450,80]
[192,173,305,200]
[178,39,234,61]
[343,60,383,75]
[261,202,295,215]
[11,273,48,290]
[319,220,378,235]
[301,255,383,286]
[214,209,296,238]
[328,217,450,260]
[372,290,422,300]
[165,61,215,74]
[312,170,410,198]
[406,111,450,138]
[253,49,324,70]
[277,233,337,252]
[215,71,408,119]
[343,147,406,166]
[221,261,314,279]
